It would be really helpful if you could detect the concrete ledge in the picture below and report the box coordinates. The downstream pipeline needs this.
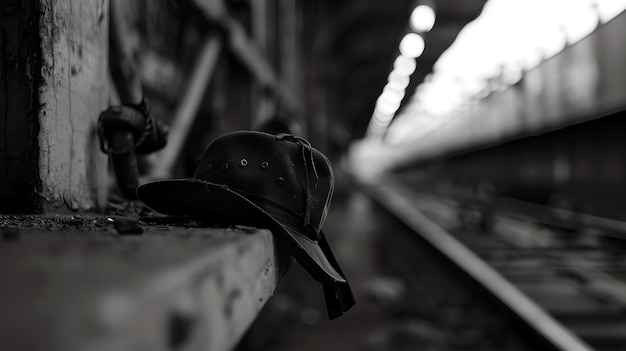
[0,218,281,351]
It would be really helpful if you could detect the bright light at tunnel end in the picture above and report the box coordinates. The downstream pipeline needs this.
[366,2,439,139]
[393,55,417,75]
[399,33,425,59]
[410,5,436,32]
[365,0,626,143]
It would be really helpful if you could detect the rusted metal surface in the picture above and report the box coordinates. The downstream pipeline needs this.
[0,217,281,351]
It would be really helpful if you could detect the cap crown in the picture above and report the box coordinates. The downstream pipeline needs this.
[193,131,334,239]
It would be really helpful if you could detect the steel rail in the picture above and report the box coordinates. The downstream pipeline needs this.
[361,178,595,351]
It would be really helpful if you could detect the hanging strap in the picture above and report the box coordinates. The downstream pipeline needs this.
[275,134,319,232]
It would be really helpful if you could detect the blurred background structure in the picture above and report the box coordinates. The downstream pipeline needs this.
[3,0,626,350]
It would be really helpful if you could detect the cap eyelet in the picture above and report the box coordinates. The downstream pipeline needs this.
[277,177,285,185]
[206,164,213,172]
[222,163,229,171]
[240,159,248,167]
[261,161,269,169]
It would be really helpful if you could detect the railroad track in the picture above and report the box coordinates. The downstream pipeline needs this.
[359,176,626,351]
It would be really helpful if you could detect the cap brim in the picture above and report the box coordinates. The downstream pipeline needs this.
[136,179,346,284]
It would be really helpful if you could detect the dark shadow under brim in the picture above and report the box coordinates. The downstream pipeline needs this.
[136,179,346,285]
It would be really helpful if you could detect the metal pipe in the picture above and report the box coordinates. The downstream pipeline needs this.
[105,0,145,199]
[110,132,140,199]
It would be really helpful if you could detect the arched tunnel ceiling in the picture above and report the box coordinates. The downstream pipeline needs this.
[317,0,488,140]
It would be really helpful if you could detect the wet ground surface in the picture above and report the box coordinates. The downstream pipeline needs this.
[239,182,538,351]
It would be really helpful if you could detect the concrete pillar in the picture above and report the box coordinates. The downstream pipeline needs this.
[37,0,110,211]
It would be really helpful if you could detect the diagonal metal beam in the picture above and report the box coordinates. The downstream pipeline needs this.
[148,36,223,179]
[189,0,298,111]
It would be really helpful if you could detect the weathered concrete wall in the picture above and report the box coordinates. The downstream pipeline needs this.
[38,0,109,211]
